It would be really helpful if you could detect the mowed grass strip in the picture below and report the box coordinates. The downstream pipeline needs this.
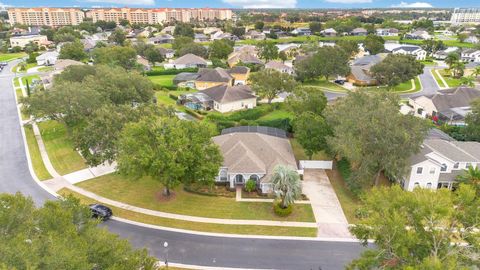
[325,165,360,224]
[0,52,26,62]
[431,69,447,88]
[59,188,317,237]
[148,74,176,87]
[24,125,52,180]
[76,173,315,222]
[38,120,87,175]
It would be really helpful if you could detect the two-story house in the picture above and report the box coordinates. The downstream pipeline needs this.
[403,139,480,191]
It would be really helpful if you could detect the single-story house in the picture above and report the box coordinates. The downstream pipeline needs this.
[164,54,208,70]
[173,72,200,88]
[195,67,234,90]
[321,28,337,37]
[244,30,266,40]
[403,138,480,191]
[351,28,368,36]
[36,51,59,66]
[276,43,301,58]
[194,33,210,43]
[291,27,312,36]
[409,87,480,125]
[179,85,256,113]
[53,59,84,72]
[405,30,432,40]
[347,54,385,86]
[160,26,175,35]
[212,127,299,194]
[432,47,459,60]
[465,36,479,44]
[158,47,175,59]
[148,34,174,45]
[265,60,294,75]
[375,28,399,37]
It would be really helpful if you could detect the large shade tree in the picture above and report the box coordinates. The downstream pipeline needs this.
[295,47,350,82]
[465,98,480,142]
[0,193,157,270]
[117,117,223,196]
[370,54,424,88]
[293,112,331,160]
[249,69,298,104]
[325,92,429,188]
[349,185,480,269]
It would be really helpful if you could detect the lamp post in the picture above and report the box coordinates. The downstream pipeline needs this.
[163,241,169,269]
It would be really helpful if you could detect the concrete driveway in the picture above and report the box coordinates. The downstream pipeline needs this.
[302,169,351,238]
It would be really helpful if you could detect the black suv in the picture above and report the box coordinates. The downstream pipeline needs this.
[89,204,113,221]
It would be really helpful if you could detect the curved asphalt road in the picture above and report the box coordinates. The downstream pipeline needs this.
[0,61,366,269]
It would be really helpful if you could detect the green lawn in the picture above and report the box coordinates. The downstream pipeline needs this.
[38,121,87,175]
[148,74,176,88]
[0,52,26,62]
[37,66,54,72]
[24,125,52,181]
[258,109,293,121]
[325,165,360,224]
[361,77,420,93]
[155,89,197,109]
[431,69,447,88]
[12,62,37,73]
[439,69,462,88]
[303,79,349,92]
[75,173,315,222]
[60,188,317,237]
[13,78,20,88]
[290,138,332,161]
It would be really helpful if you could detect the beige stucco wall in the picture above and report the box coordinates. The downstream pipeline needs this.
[214,98,257,113]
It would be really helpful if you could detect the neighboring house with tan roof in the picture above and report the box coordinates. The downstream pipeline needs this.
[178,85,256,113]
[347,54,385,86]
[212,127,298,193]
[403,136,480,191]
[265,60,294,75]
[228,66,250,85]
[164,53,209,69]
[409,87,480,125]
[227,46,263,67]
[195,67,234,90]
[53,59,84,72]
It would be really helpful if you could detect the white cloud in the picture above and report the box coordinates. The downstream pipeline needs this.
[222,0,297,8]
[324,0,372,4]
[81,0,155,5]
[392,1,433,8]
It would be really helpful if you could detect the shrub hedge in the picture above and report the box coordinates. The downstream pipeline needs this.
[146,67,198,76]
[273,202,293,217]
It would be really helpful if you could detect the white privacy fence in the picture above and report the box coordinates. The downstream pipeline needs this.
[299,160,333,170]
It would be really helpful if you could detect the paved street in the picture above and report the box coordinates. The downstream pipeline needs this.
[0,61,367,269]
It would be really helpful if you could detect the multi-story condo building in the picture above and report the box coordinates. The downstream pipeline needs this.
[450,8,480,24]
[85,8,232,24]
[7,8,85,27]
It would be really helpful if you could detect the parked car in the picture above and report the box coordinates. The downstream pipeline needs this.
[89,204,113,220]
[0,62,7,67]
[334,79,345,85]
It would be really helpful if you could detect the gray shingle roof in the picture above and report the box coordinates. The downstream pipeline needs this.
[212,132,298,182]
[428,87,480,112]
[196,67,233,83]
[201,85,256,103]
[228,66,250,74]
[423,139,478,162]
[172,54,208,65]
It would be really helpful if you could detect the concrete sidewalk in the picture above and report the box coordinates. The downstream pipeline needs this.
[302,169,352,238]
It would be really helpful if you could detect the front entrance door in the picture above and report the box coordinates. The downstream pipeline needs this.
[235,174,244,184]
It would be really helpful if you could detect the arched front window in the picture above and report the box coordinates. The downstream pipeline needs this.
[249,175,259,182]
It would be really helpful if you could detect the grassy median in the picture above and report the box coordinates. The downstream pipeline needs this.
[24,125,52,181]
[59,188,317,237]
[38,120,87,175]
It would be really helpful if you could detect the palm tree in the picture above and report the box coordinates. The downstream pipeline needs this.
[445,52,460,69]
[271,165,301,208]
[456,166,480,192]
[451,61,465,78]
[460,76,475,87]
[473,66,480,78]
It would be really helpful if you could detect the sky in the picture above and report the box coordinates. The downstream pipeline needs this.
[1,0,480,9]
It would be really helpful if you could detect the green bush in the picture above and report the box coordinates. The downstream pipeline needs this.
[245,179,257,192]
[168,93,178,100]
[256,118,292,132]
[184,108,204,120]
[273,202,293,217]
[337,158,362,195]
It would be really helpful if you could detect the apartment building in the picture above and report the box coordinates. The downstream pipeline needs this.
[85,8,232,24]
[450,8,480,24]
[7,8,85,27]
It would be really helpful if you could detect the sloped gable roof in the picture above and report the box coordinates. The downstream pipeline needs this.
[201,85,256,104]
[172,53,207,65]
